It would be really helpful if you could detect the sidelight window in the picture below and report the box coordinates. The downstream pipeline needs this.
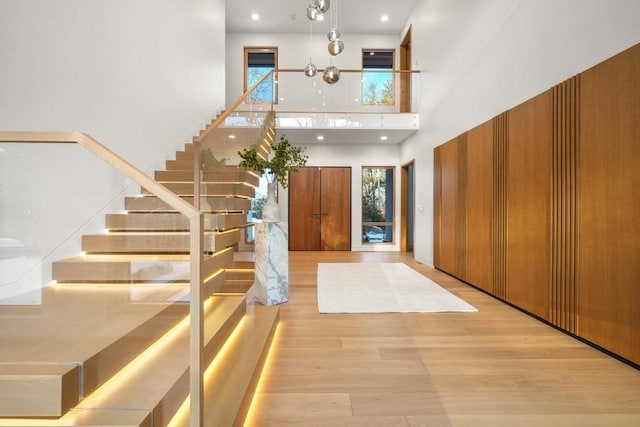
[362,167,394,243]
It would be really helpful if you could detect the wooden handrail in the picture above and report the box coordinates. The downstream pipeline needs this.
[0,131,199,219]
[277,68,420,73]
[195,70,274,144]
[1,72,276,427]
[186,71,275,427]
[0,130,206,426]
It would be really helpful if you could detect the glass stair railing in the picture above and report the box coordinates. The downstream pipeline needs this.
[0,72,278,426]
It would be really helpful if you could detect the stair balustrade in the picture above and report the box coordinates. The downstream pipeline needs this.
[0,71,278,426]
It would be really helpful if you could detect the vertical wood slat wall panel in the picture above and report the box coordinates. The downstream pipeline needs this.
[551,77,579,333]
[492,113,508,300]
[457,133,468,280]
[578,43,640,364]
[465,122,494,293]
[433,147,442,268]
[433,42,639,365]
[437,139,461,276]
[506,91,552,321]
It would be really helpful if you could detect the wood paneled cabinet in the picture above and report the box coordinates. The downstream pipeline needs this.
[288,167,351,251]
[434,43,640,366]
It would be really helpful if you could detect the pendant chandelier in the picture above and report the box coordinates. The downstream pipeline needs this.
[305,0,343,84]
[326,0,343,56]
[304,21,317,77]
[322,64,340,84]
[306,0,330,21]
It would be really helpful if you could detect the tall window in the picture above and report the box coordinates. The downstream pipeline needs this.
[362,167,394,243]
[244,47,277,103]
[362,49,394,105]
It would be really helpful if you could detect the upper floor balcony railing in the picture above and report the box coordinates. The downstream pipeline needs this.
[228,68,420,145]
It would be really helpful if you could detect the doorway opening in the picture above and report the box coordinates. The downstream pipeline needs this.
[401,161,415,252]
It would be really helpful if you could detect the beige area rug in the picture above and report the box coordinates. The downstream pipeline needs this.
[317,263,477,313]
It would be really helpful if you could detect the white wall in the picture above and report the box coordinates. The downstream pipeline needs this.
[401,0,640,266]
[0,0,226,296]
[1,0,226,168]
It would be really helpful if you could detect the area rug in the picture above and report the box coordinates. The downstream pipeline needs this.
[317,263,477,313]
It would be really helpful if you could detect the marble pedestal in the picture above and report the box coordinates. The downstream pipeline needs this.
[254,222,288,305]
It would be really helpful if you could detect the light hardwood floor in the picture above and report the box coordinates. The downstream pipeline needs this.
[245,251,640,427]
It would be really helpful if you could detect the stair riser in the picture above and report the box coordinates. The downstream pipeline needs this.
[105,213,248,232]
[53,249,234,283]
[151,299,248,427]
[124,196,251,213]
[69,296,248,426]
[154,170,259,186]
[142,183,254,198]
[225,270,254,281]
[82,230,240,254]
[166,156,244,171]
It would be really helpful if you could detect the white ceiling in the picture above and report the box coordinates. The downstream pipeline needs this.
[226,0,418,35]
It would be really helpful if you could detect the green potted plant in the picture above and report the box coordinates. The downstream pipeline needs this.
[238,135,308,222]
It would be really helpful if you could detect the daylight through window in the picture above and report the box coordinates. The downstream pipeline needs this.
[362,167,394,243]
[362,49,394,106]
[244,47,277,103]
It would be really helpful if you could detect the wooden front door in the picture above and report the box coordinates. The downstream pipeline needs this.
[289,167,351,251]
[289,167,321,250]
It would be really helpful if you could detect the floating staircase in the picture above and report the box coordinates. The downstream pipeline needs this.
[0,114,278,426]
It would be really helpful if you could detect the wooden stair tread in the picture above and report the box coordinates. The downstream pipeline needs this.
[0,364,79,418]
[54,254,190,283]
[0,111,275,424]
[0,294,248,424]
[0,285,188,361]
[124,196,251,213]
[105,212,249,232]
[54,254,191,263]
[53,250,234,285]
[81,229,240,254]
[154,169,259,186]
[53,247,234,295]
[170,304,280,427]
[142,182,255,198]
[71,295,247,427]
[0,284,190,418]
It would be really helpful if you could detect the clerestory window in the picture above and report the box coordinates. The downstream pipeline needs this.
[362,49,394,106]
[244,47,277,103]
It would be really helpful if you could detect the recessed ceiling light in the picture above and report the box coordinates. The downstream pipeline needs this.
[381,15,389,22]
[380,135,388,141]
[251,13,260,21]
[317,135,325,141]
